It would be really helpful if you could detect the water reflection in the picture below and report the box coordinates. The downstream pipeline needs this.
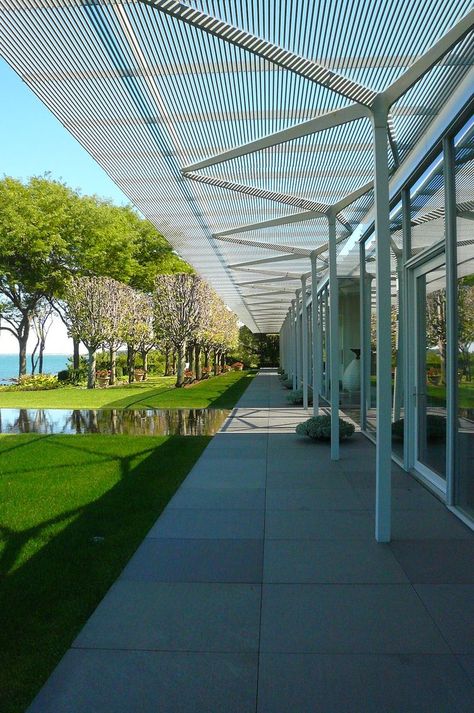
[0,408,229,436]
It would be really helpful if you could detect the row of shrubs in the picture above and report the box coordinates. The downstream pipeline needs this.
[0,374,60,391]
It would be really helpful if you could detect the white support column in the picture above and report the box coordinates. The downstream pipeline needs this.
[311,252,320,416]
[372,103,392,543]
[392,254,404,422]
[359,240,368,429]
[280,316,286,375]
[401,188,413,471]
[291,299,297,390]
[295,289,302,391]
[328,212,340,459]
[443,135,458,507]
[301,276,309,409]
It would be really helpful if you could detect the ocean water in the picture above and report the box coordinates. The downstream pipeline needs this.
[0,354,70,383]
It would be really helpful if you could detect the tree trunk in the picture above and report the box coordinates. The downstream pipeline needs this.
[109,347,116,386]
[221,352,225,370]
[141,349,148,379]
[172,351,176,375]
[127,345,135,383]
[87,347,96,389]
[195,344,202,380]
[73,338,80,370]
[31,339,39,375]
[188,344,194,374]
[39,338,45,374]
[164,346,170,376]
[176,341,186,387]
[204,349,210,368]
[18,330,29,378]
[213,349,219,375]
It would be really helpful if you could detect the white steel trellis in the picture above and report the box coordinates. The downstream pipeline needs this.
[0,0,473,541]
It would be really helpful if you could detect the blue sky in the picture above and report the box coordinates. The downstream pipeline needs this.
[0,59,130,203]
[0,59,131,354]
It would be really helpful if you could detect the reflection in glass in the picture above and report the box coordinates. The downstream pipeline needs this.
[454,117,474,517]
[0,408,230,436]
[417,264,447,479]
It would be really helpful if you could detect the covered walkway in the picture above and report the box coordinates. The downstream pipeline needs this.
[29,371,474,712]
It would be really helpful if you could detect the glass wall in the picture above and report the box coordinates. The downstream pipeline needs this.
[415,257,447,480]
[454,118,474,518]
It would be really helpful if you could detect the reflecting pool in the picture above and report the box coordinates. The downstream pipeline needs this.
[0,408,230,436]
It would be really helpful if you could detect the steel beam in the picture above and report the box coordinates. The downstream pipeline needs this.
[215,210,325,236]
[372,102,392,543]
[381,10,474,109]
[213,234,311,256]
[229,254,313,269]
[183,104,372,172]
[183,171,327,213]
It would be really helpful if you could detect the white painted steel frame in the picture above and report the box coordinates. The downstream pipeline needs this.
[1,1,473,543]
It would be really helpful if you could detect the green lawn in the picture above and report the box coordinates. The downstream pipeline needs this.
[0,434,211,713]
[0,369,256,712]
[427,382,474,409]
[0,370,255,410]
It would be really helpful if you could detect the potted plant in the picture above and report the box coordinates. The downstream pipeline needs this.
[96,369,110,388]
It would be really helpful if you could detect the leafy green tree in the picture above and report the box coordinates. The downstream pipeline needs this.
[0,176,80,375]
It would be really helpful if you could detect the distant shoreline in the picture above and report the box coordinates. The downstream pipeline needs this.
[0,354,71,382]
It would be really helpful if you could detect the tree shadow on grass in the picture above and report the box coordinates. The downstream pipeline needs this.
[0,434,210,713]
[98,372,255,411]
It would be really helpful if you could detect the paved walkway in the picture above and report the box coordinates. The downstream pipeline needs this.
[30,370,474,712]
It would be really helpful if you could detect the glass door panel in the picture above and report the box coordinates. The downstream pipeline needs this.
[415,259,447,483]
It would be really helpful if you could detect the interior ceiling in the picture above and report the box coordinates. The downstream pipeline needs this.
[0,0,473,332]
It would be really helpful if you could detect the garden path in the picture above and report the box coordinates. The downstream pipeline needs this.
[28,370,474,712]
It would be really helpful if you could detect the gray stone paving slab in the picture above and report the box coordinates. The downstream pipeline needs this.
[266,456,344,476]
[182,464,266,489]
[265,487,365,511]
[73,581,261,652]
[26,371,474,712]
[260,584,450,653]
[343,468,428,489]
[391,509,473,539]
[458,655,474,685]
[257,653,474,713]
[121,538,263,583]
[146,508,264,539]
[205,437,268,457]
[263,540,408,583]
[389,540,474,583]
[266,468,351,489]
[168,486,265,510]
[355,486,445,510]
[28,650,258,713]
[414,584,474,653]
[186,455,267,476]
[265,509,375,539]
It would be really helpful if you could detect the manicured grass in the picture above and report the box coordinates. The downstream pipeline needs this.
[0,434,211,713]
[427,382,474,409]
[0,370,255,410]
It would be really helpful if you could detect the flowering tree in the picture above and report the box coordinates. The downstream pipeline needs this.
[98,281,131,385]
[119,288,155,383]
[153,274,211,387]
[62,276,118,388]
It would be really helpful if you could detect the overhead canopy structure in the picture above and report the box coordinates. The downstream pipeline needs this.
[0,0,473,332]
